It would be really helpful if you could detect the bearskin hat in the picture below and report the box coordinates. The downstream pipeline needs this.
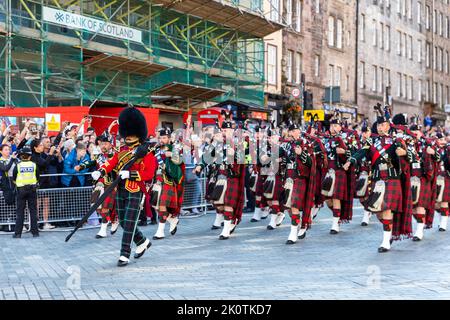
[159,127,172,136]
[118,106,148,142]
[392,113,407,126]
[287,120,300,131]
[329,109,342,125]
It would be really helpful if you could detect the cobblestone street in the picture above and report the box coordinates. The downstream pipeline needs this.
[1,205,450,300]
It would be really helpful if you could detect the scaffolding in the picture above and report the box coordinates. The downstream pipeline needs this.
[0,0,281,109]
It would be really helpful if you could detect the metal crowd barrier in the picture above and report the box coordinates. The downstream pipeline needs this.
[0,166,208,228]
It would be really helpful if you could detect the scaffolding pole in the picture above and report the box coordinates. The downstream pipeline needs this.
[4,0,12,107]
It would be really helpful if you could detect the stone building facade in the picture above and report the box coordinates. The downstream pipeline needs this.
[280,0,357,121]
[357,0,450,124]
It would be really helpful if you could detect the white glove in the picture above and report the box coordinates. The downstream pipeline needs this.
[91,171,101,181]
[119,170,130,180]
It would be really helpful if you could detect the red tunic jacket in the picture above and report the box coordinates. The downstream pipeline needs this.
[100,145,157,193]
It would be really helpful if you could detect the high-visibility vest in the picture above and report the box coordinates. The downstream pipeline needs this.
[16,161,37,187]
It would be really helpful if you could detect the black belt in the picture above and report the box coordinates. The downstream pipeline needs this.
[372,168,399,180]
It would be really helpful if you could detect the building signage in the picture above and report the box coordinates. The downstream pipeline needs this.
[42,6,142,43]
[292,88,301,98]
[303,110,325,121]
[45,113,61,132]
[251,112,268,120]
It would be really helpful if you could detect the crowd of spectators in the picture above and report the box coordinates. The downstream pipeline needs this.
[0,116,105,230]
[0,115,206,232]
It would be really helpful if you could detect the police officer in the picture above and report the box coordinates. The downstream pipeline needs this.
[12,146,40,238]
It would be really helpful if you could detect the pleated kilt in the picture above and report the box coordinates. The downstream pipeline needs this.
[314,170,325,205]
[364,177,403,213]
[159,180,178,209]
[255,174,268,207]
[323,168,348,200]
[414,175,433,209]
[102,187,117,211]
[222,176,242,208]
[286,169,308,210]
[291,177,308,210]
[440,173,450,203]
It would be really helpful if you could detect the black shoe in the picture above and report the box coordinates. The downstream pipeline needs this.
[95,234,105,239]
[170,220,179,236]
[152,236,164,240]
[134,241,152,259]
[230,226,236,234]
[250,218,259,223]
[439,227,446,232]
[412,236,422,242]
[138,221,148,227]
[378,247,389,253]
[219,235,229,240]
[361,222,368,227]
[276,216,285,227]
[243,208,254,213]
[330,229,339,235]
[211,225,221,230]
[221,222,224,227]
[32,233,39,238]
[267,225,275,230]
[117,259,129,267]
[12,234,21,239]
[261,215,269,220]
[298,232,306,240]
[286,240,296,245]
[150,220,157,225]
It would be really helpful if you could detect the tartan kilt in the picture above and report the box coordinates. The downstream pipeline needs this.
[159,182,178,209]
[255,174,266,196]
[222,176,243,208]
[102,187,117,211]
[364,178,402,213]
[255,174,268,207]
[314,170,325,205]
[443,175,450,203]
[415,177,433,209]
[290,177,308,210]
[323,168,347,200]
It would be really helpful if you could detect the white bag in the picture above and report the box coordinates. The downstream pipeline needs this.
[410,176,421,205]
[367,180,386,212]
[355,171,369,197]
[436,175,445,203]
[263,175,276,199]
[321,168,336,197]
[282,178,294,208]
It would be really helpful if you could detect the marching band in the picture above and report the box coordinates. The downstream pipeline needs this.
[82,106,450,266]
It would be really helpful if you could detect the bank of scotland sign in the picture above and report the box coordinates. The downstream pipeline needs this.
[42,6,142,43]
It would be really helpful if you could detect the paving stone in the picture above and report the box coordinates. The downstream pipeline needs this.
[0,206,449,299]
